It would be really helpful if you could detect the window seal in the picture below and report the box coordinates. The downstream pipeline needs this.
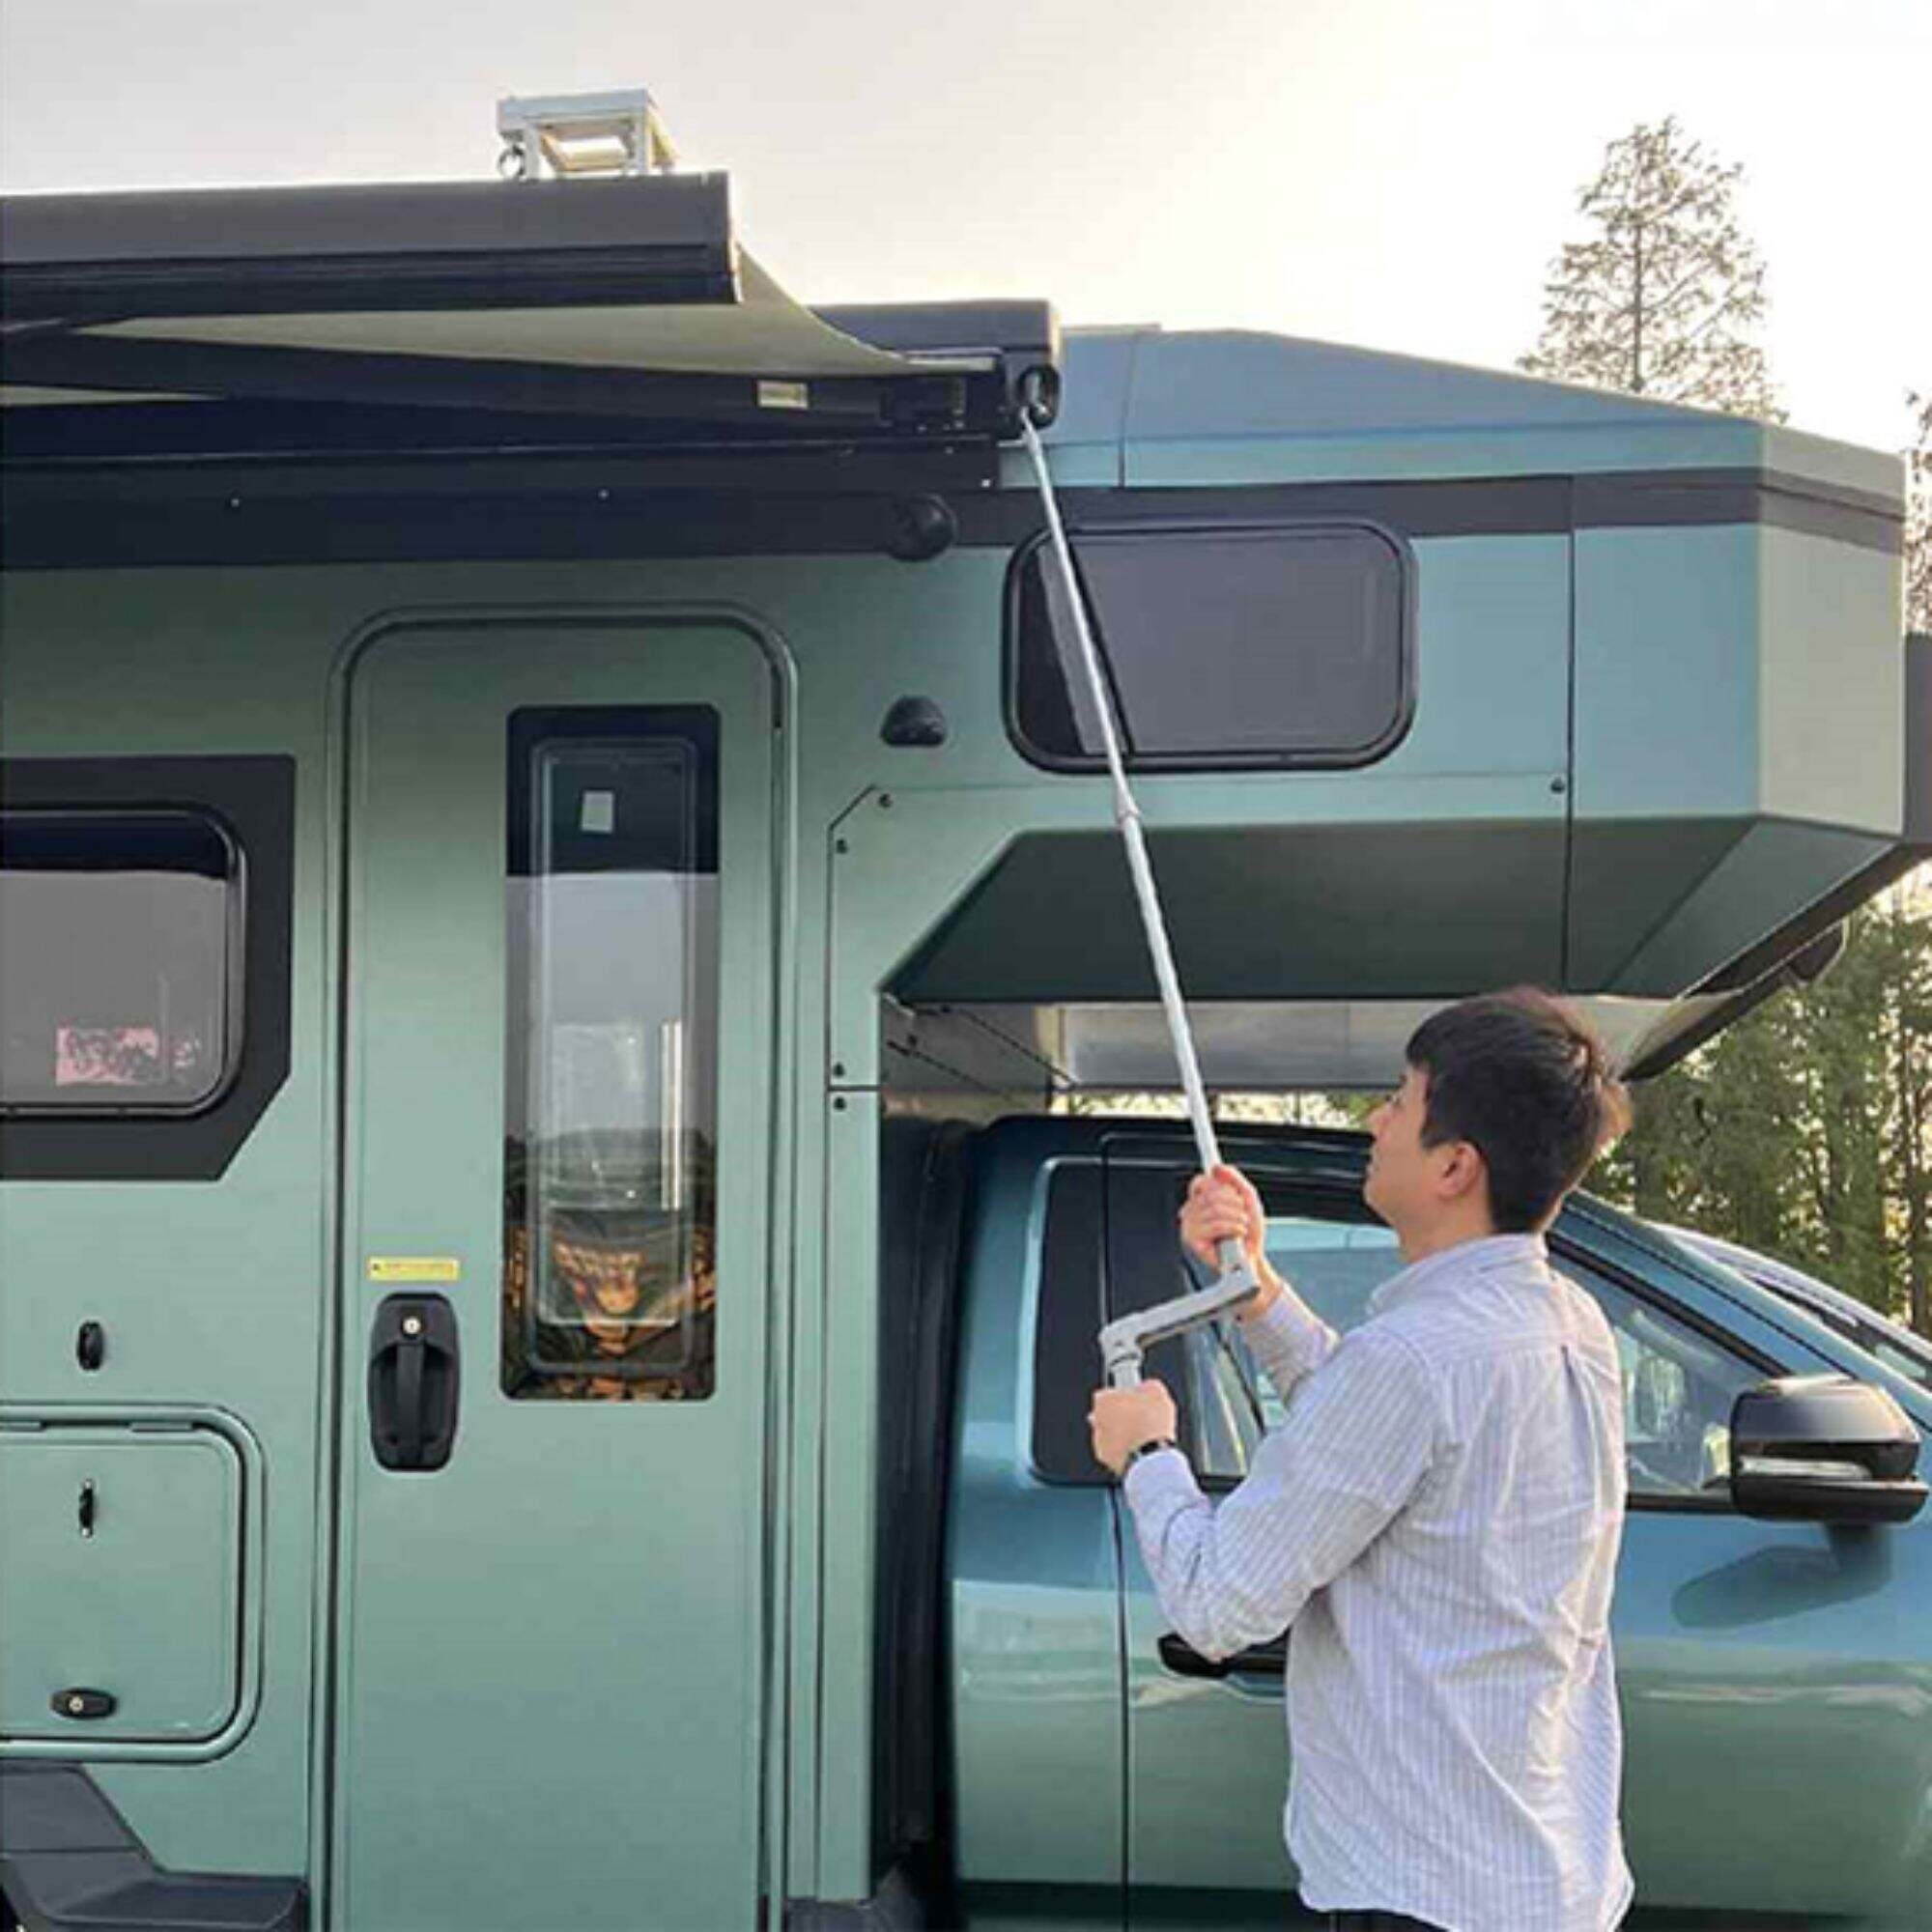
[1001,516,1418,776]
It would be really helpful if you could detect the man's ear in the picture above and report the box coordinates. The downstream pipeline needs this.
[1435,1139,1488,1206]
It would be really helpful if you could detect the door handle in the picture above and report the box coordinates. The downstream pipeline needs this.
[369,1295,460,1472]
[1157,1631,1289,1680]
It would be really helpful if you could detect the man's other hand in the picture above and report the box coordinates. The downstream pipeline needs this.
[1180,1165,1283,1314]
[1089,1381,1179,1476]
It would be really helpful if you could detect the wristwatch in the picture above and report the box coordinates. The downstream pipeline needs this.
[1121,1436,1178,1474]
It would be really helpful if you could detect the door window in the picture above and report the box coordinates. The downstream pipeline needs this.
[500,708,720,1403]
[1180,1184,1763,1504]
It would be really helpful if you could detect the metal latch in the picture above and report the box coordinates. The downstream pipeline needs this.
[52,1688,117,1720]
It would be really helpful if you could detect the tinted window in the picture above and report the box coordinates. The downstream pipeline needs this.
[501,708,720,1403]
[1177,1188,1763,1505]
[1008,523,1410,770]
[0,811,237,1113]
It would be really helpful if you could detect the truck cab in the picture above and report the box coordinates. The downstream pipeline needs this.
[938,1118,1932,1930]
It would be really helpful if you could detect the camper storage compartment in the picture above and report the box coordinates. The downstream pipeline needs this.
[0,1418,245,1747]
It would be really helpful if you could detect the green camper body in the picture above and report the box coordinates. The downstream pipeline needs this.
[0,177,1918,1931]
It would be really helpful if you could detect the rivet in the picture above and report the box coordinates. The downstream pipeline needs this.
[835,837,850,855]
[878,793,894,809]
[1549,776,1568,795]
[833,1096,847,1112]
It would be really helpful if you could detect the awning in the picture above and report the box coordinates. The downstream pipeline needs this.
[1,176,1058,451]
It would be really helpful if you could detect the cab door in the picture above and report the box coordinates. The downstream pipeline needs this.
[335,619,780,1932]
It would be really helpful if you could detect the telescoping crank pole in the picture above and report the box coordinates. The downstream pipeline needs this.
[1015,405,1259,1389]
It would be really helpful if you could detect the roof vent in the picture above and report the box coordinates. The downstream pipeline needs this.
[497,89,679,182]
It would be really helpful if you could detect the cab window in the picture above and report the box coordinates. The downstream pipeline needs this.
[1182,1188,1764,1506]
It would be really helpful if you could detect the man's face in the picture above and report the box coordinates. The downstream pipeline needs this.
[1363,1064,1444,1230]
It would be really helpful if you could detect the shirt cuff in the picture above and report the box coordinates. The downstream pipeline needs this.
[1122,1443,1200,1515]
[1240,1287,1337,1387]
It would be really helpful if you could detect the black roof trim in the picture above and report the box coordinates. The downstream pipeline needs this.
[0,176,738,319]
[0,447,1001,570]
[948,473,1902,555]
[0,464,1898,571]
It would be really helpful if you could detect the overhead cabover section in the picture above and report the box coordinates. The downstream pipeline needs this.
[1112,333,1910,1004]
[837,329,1911,1088]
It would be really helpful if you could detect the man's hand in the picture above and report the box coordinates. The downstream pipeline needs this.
[1089,1380,1179,1477]
[1180,1165,1284,1315]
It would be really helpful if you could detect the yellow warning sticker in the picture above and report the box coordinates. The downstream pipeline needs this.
[367,1257,462,1285]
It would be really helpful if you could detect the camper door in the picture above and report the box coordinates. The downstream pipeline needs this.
[336,618,780,1931]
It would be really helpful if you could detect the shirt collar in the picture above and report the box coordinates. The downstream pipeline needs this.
[1368,1231,1548,1317]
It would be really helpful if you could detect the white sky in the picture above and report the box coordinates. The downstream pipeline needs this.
[3,0,1925,455]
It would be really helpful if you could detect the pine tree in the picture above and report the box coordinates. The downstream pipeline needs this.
[1521,117,1782,420]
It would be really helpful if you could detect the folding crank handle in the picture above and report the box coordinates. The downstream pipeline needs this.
[1099,1236,1258,1389]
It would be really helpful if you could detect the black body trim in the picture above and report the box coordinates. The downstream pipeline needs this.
[873,1123,977,1924]
[0,176,737,319]
[0,756,295,1181]
[0,1761,304,1931]
[0,463,999,572]
[991,470,1901,554]
[0,399,1002,472]
[0,466,1897,572]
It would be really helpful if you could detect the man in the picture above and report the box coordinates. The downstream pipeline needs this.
[1090,988,1635,1932]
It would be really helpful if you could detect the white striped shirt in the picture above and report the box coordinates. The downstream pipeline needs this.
[1123,1233,1634,1932]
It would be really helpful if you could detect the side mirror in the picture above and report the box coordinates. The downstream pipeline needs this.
[1729,1375,1927,1526]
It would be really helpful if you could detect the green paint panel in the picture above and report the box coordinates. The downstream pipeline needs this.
[0,1425,242,1745]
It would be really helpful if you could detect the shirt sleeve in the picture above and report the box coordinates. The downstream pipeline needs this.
[1237,1279,1341,1403]
[1122,1323,1439,1661]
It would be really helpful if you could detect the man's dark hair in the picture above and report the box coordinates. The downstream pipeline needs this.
[1405,987,1633,1234]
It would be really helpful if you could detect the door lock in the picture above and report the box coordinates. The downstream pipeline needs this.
[368,1295,460,1471]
